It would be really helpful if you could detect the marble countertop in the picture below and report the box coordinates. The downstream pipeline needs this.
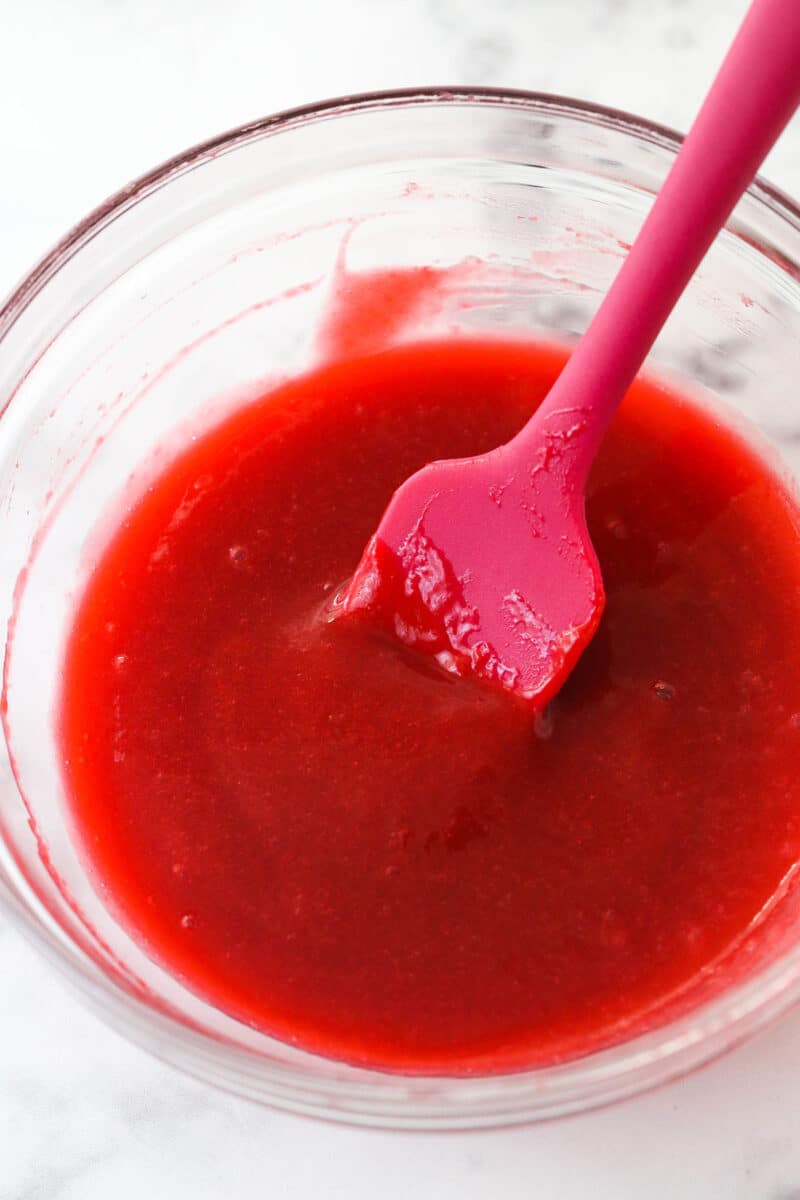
[3,1,800,1196]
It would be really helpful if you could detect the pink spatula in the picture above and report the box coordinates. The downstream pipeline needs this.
[335,0,800,709]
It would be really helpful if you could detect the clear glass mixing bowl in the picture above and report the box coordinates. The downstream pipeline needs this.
[2,89,800,1130]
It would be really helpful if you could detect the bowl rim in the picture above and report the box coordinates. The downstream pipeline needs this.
[3,85,800,1129]
[3,85,799,350]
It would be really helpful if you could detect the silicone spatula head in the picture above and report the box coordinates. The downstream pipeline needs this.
[334,407,604,708]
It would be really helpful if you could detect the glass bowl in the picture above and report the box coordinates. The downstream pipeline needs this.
[2,88,800,1131]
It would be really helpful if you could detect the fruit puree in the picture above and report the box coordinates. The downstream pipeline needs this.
[59,335,800,1072]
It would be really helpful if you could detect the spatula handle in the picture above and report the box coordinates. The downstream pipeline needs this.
[530,0,800,473]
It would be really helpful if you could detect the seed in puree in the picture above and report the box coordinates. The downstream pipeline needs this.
[59,336,800,1072]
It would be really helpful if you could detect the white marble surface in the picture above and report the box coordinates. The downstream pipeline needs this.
[3,1,800,1196]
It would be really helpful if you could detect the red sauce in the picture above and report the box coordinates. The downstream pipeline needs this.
[59,337,800,1072]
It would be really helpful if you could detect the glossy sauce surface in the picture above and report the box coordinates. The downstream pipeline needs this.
[60,338,800,1071]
